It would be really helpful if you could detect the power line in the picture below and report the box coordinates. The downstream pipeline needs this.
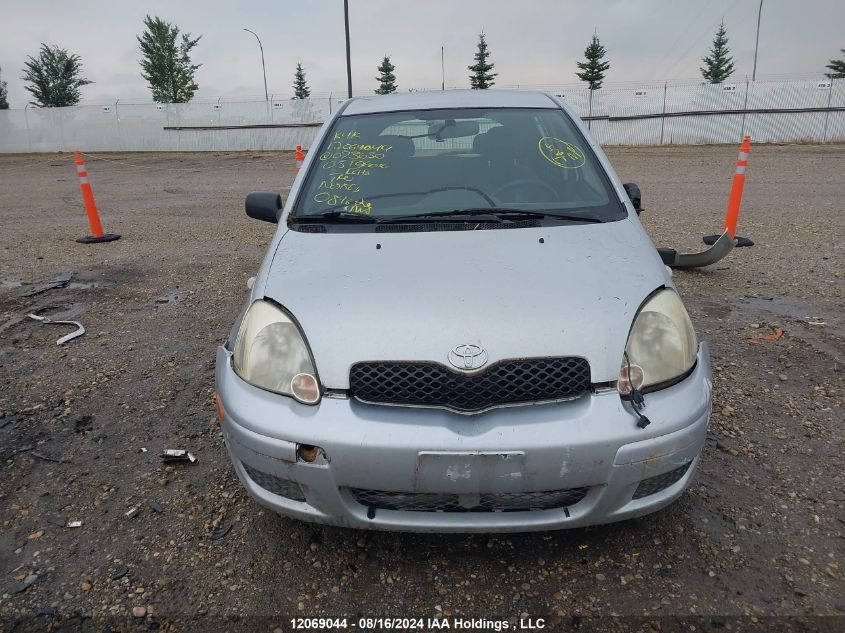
[651,0,716,80]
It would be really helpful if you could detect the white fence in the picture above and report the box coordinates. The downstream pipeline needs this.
[0,78,842,153]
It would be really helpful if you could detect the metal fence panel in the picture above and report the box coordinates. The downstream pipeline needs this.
[0,78,842,153]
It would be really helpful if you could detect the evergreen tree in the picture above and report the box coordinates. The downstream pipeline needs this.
[293,62,310,99]
[468,33,497,89]
[0,66,8,109]
[21,44,92,107]
[700,20,735,84]
[374,56,397,95]
[825,49,845,79]
[137,15,201,103]
[576,35,610,90]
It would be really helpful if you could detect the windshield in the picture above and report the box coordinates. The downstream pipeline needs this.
[292,107,625,222]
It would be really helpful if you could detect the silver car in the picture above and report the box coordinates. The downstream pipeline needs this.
[215,90,711,533]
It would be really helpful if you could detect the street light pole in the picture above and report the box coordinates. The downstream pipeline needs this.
[344,0,352,98]
[441,46,445,91]
[244,28,269,101]
[751,0,763,81]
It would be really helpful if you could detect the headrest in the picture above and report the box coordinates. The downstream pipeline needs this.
[472,126,509,154]
[377,135,415,159]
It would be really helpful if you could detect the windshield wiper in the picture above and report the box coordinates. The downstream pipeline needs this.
[380,208,547,222]
[293,187,498,221]
[379,208,604,223]
[295,210,378,222]
[541,212,603,223]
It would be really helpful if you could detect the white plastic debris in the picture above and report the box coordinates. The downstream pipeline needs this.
[27,313,85,345]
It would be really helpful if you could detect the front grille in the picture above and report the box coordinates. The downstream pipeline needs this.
[242,463,306,501]
[349,487,589,512]
[632,462,692,499]
[349,357,591,413]
[375,220,540,233]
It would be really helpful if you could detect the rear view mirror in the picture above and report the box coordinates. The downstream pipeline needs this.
[245,192,283,223]
[623,183,642,215]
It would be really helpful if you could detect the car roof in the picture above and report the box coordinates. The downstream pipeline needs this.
[340,90,560,116]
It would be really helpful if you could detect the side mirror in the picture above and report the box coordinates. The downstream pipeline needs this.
[245,192,283,223]
[623,183,642,215]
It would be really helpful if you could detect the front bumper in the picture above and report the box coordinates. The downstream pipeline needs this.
[215,344,712,533]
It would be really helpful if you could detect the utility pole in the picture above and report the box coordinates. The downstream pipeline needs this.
[243,28,268,101]
[751,0,763,81]
[344,0,352,98]
[441,46,445,91]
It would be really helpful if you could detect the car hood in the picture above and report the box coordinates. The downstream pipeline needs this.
[262,220,670,388]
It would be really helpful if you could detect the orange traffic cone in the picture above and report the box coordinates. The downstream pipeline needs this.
[704,135,753,248]
[295,144,305,173]
[74,151,120,244]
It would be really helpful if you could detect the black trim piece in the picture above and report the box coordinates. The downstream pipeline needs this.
[632,461,692,499]
[657,248,678,266]
[600,105,845,123]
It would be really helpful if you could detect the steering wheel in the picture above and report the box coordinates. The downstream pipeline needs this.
[493,179,558,201]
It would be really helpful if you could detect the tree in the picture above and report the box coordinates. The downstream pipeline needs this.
[374,56,397,95]
[21,44,92,107]
[825,49,845,79]
[293,62,310,99]
[137,15,201,103]
[700,20,735,84]
[468,33,497,89]
[0,66,8,109]
[576,35,610,90]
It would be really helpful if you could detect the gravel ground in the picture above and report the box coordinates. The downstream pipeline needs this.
[0,145,843,632]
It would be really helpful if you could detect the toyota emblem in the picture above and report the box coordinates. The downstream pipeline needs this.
[448,344,488,370]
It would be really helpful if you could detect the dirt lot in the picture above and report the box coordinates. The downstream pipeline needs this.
[1,145,843,632]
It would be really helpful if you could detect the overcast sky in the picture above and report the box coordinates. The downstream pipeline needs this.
[1,0,843,107]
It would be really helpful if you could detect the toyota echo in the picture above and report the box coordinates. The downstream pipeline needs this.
[215,90,712,532]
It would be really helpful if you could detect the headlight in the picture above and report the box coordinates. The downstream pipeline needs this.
[618,289,698,395]
[232,300,321,404]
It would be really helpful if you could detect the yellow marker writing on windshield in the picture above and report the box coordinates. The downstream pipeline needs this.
[538,136,586,169]
[348,198,373,216]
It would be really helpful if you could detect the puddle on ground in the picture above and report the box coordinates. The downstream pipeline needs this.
[736,296,827,322]
[731,296,843,336]
[701,295,840,332]
[722,295,845,365]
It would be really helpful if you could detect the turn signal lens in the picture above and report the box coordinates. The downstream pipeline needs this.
[291,372,320,404]
[617,364,645,395]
